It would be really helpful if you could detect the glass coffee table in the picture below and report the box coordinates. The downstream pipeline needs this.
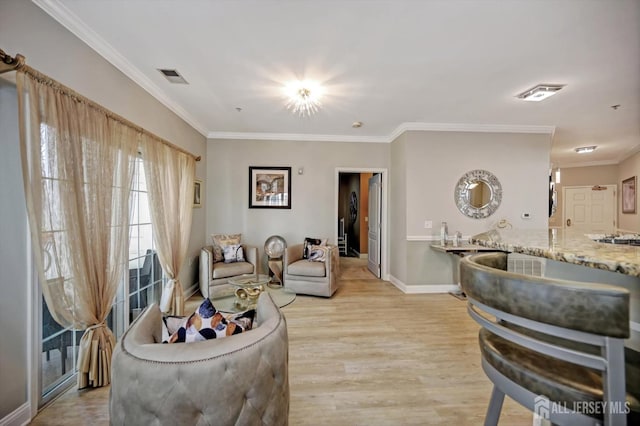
[213,274,296,313]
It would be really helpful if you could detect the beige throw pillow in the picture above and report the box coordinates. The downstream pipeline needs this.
[308,245,329,262]
[211,233,241,263]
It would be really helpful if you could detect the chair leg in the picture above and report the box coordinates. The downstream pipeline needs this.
[60,342,66,375]
[485,385,505,426]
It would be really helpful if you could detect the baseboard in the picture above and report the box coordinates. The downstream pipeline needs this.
[388,275,458,294]
[349,250,370,259]
[184,281,200,299]
[0,402,31,426]
[403,284,459,294]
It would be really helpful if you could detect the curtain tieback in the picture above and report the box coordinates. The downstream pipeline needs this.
[86,322,107,332]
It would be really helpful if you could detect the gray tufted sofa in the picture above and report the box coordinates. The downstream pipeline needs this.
[109,292,289,426]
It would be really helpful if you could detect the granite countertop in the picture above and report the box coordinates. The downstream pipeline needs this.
[471,228,640,277]
[430,243,499,253]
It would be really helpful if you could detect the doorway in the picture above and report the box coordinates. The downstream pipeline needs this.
[335,168,387,279]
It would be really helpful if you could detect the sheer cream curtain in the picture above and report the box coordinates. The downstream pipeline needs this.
[141,135,195,316]
[17,69,138,388]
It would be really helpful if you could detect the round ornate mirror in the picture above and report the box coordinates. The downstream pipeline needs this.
[454,170,502,218]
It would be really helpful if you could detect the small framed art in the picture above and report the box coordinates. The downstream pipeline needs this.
[249,166,291,209]
[194,179,202,208]
[622,176,636,214]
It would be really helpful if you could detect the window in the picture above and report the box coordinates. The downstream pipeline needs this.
[40,124,80,400]
[127,158,163,322]
[40,155,162,403]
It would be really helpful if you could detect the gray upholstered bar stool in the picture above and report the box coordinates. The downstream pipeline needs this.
[459,252,639,426]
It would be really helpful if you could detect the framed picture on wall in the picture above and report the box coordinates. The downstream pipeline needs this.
[249,166,291,209]
[193,179,202,208]
[622,176,636,214]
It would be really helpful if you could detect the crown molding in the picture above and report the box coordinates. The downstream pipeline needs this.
[617,143,640,164]
[554,143,640,169]
[207,131,388,143]
[209,122,556,143]
[389,122,556,141]
[34,0,209,136]
[557,159,621,168]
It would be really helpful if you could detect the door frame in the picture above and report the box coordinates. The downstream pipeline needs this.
[335,167,388,280]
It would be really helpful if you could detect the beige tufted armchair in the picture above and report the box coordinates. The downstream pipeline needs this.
[283,243,338,297]
[199,244,258,299]
[109,292,289,426]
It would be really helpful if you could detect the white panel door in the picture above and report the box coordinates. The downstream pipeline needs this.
[564,185,616,233]
[367,174,381,278]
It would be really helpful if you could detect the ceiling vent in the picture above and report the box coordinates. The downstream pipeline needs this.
[158,68,188,84]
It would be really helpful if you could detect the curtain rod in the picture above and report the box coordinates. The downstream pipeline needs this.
[0,49,25,74]
[0,49,201,162]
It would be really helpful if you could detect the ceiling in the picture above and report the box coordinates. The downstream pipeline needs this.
[36,0,640,168]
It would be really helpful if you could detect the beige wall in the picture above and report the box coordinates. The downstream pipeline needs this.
[0,0,207,421]
[398,131,552,286]
[205,139,390,273]
[390,133,408,283]
[0,81,28,420]
[618,152,640,232]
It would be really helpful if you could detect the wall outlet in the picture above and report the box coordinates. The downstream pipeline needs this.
[424,220,433,229]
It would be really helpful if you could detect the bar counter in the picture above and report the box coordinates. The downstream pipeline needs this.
[471,228,640,351]
[470,228,640,277]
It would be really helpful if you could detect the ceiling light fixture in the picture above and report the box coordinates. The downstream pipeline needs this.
[284,80,323,117]
[516,84,565,102]
[575,146,597,154]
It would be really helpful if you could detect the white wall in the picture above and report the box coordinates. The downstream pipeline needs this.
[0,0,207,421]
[206,139,390,272]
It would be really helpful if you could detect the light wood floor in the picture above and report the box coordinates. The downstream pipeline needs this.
[30,257,532,425]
